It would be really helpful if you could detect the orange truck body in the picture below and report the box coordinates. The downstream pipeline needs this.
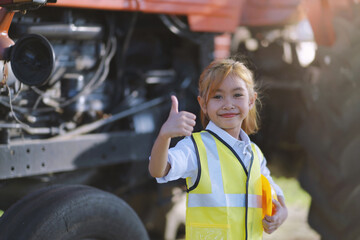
[50,0,354,47]
[50,0,243,33]
[0,0,354,55]
[45,0,352,60]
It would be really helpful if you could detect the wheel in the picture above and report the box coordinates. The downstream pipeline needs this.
[298,4,360,240]
[0,185,149,240]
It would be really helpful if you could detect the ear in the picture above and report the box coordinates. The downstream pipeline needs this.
[249,92,257,109]
[197,96,207,115]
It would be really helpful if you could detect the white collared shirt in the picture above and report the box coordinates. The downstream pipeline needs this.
[156,121,284,196]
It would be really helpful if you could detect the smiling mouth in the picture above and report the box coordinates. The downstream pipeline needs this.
[219,113,238,118]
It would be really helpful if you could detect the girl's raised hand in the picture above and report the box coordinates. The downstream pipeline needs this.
[159,95,196,139]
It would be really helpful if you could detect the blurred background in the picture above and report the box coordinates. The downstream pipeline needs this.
[0,1,358,240]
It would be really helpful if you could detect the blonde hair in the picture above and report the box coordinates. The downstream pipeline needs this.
[198,58,260,135]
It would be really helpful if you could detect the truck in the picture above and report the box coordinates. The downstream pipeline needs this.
[0,0,358,240]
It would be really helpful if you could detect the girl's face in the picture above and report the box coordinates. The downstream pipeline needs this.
[198,75,256,139]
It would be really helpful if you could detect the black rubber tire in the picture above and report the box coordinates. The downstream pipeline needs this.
[0,185,149,240]
[298,4,360,240]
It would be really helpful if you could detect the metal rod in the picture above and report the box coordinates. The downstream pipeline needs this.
[51,96,166,140]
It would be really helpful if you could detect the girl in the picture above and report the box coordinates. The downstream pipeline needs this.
[149,58,287,240]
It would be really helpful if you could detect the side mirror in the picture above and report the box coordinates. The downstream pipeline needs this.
[10,34,55,86]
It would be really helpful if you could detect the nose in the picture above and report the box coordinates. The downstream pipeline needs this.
[222,97,234,110]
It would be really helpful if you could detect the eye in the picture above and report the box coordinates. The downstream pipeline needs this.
[234,93,243,98]
[213,94,222,99]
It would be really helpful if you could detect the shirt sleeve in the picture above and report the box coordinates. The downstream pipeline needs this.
[255,145,285,197]
[260,157,284,197]
[155,136,198,183]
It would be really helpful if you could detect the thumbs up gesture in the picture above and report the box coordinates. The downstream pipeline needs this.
[159,95,197,139]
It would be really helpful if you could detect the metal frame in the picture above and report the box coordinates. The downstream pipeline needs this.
[0,131,155,180]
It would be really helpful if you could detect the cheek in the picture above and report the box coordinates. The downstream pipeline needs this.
[205,106,218,119]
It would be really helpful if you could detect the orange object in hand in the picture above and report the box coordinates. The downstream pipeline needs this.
[261,174,278,219]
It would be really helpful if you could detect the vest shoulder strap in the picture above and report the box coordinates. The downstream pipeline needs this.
[187,134,201,192]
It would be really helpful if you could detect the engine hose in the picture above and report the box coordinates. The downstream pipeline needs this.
[0,123,59,135]
[51,96,167,140]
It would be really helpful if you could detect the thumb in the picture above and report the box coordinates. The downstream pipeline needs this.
[170,95,179,113]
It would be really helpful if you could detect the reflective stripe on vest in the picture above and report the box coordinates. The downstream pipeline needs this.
[186,131,263,240]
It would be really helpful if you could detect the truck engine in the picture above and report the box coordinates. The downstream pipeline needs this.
[1,7,206,142]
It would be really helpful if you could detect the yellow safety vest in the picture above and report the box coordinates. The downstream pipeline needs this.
[186,130,263,240]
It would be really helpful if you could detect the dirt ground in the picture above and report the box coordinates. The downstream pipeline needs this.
[263,203,320,240]
[263,177,320,240]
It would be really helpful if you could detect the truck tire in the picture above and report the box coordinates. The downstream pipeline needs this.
[298,5,360,240]
[0,185,149,240]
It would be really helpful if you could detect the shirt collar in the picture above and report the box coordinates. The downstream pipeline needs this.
[205,121,251,147]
